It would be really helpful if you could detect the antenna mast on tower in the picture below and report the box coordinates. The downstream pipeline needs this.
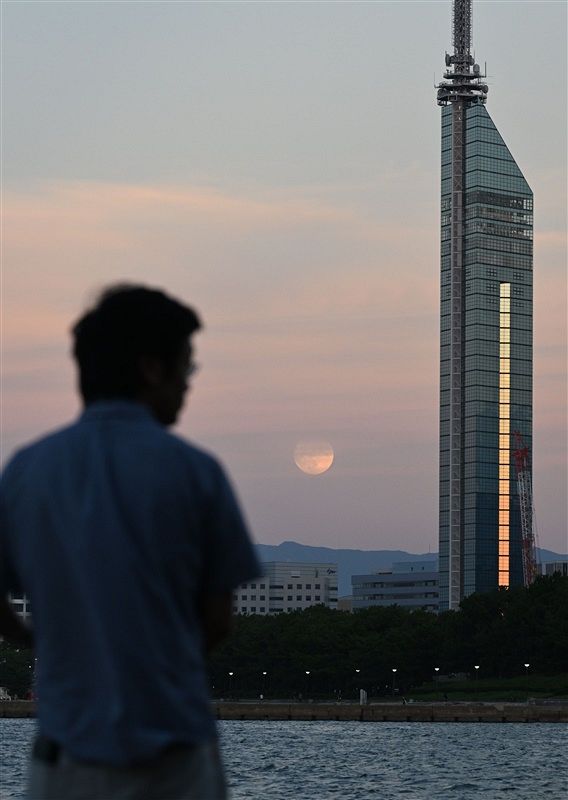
[437,0,488,106]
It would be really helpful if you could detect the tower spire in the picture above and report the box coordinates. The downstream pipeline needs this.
[452,0,472,71]
[437,0,488,106]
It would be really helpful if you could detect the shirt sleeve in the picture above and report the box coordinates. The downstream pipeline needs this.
[201,459,262,594]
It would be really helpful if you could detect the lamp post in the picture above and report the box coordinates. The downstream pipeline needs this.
[392,668,397,699]
[474,665,480,697]
[524,663,530,702]
[355,668,360,701]
[305,670,311,701]
[261,671,267,700]
[228,671,234,698]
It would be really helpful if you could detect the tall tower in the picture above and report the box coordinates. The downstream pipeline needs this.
[437,0,533,611]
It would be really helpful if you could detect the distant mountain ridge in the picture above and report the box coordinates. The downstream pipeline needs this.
[255,540,567,597]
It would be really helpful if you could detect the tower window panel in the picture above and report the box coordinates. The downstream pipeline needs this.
[499,496,509,510]
[498,511,509,524]
[500,343,510,358]
[500,314,510,327]
[499,419,510,433]
[499,465,509,479]
[500,299,511,312]
[499,374,510,388]
[499,389,510,404]
[499,480,509,494]
[499,450,509,464]
[499,542,510,555]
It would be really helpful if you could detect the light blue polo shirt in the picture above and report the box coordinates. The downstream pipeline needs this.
[0,402,261,765]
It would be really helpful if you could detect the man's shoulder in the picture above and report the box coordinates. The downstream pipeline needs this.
[162,431,224,480]
[2,423,79,470]
[1,419,227,496]
[0,424,80,498]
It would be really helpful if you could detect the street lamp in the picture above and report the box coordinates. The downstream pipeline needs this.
[392,668,397,698]
[261,671,267,699]
[355,668,361,701]
[305,670,311,700]
[228,671,234,698]
[524,663,530,701]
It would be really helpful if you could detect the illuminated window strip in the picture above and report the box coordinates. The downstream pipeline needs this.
[498,283,511,588]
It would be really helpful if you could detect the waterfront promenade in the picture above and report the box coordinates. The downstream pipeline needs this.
[2,700,566,723]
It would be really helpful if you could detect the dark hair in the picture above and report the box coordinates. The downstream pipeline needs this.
[72,284,201,403]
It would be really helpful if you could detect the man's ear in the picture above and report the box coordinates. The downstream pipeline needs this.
[137,355,165,387]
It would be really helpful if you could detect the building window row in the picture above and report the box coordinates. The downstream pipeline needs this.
[465,221,532,240]
[464,252,532,270]
[462,169,531,191]
[465,189,533,211]
[465,235,532,256]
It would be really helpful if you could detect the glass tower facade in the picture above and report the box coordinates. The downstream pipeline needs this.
[439,102,533,610]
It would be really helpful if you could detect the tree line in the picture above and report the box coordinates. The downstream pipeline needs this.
[208,574,567,698]
[0,574,566,699]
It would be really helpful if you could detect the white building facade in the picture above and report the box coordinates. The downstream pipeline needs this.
[233,562,338,615]
[351,561,439,613]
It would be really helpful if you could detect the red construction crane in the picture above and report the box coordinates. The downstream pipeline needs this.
[512,431,538,587]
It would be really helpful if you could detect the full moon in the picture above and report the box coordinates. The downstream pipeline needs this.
[293,441,334,476]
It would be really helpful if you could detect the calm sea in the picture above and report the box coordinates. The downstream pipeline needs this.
[1,718,566,799]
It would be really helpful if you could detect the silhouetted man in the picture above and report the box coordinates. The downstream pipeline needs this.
[0,284,261,799]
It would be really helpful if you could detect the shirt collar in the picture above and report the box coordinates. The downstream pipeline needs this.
[79,400,157,424]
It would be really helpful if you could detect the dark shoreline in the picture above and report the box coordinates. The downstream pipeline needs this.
[2,700,566,723]
[214,700,567,723]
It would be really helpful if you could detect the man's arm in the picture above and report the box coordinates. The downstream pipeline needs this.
[199,593,233,653]
[0,598,33,648]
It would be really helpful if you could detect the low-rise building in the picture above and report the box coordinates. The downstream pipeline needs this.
[538,561,568,577]
[336,596,353,612]
[233,562,338,615]
[351,561,439,613]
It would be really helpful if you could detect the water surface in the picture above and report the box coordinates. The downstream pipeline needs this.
[1,718,566,799]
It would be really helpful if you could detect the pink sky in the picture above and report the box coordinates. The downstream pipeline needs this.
[2,178,566,553]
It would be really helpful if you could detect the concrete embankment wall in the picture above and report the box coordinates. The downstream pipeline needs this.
[2,700,566,723]
[215,701,568,723]
[0,701,36,718]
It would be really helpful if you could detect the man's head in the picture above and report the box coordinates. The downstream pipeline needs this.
[72,284,201,425]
